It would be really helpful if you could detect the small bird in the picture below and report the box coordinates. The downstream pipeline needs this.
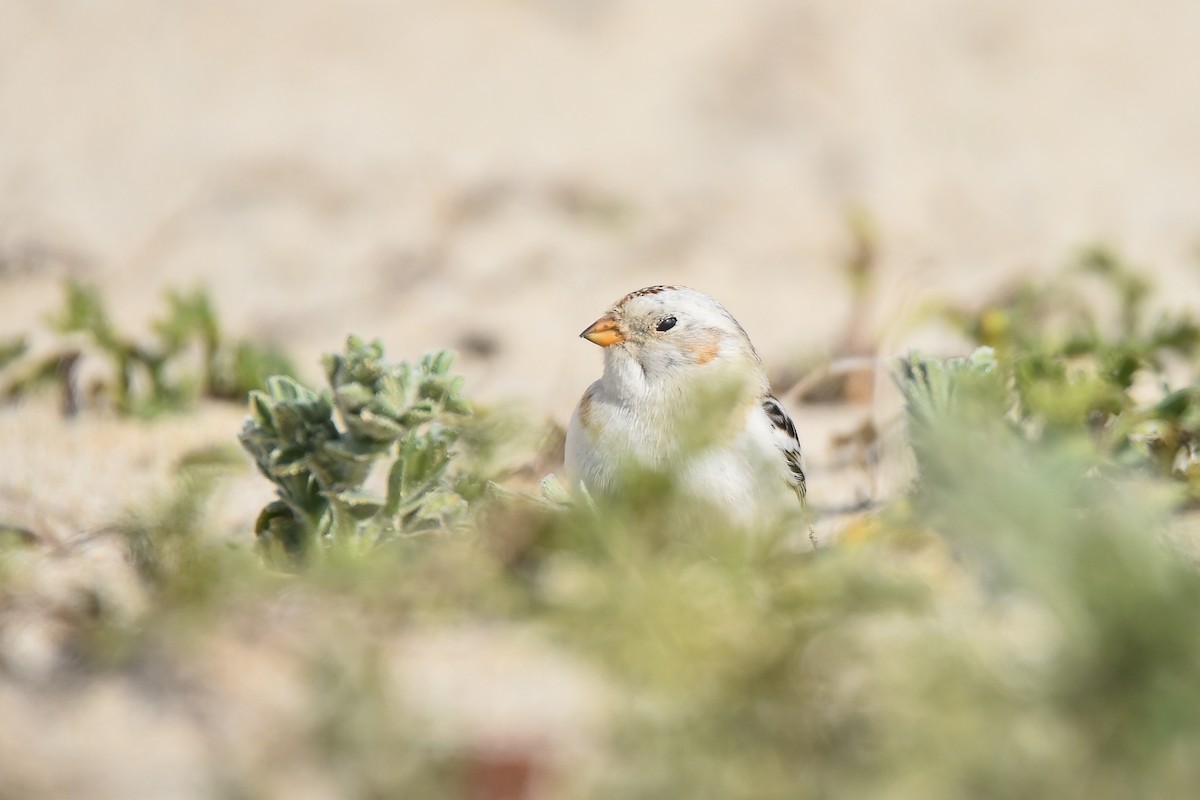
[564,285,808,526]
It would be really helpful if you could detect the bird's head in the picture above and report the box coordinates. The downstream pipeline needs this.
[580,285,766,393]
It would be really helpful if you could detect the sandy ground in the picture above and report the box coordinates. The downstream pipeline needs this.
[1,2,1199,796]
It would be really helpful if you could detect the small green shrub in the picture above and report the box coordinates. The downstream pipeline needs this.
[0,279,296,416]
[939,247,1200,503]
[239,336,474,564]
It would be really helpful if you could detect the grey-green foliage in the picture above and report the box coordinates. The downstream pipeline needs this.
[239,336,473,564]
[0,336,28,370]
[0,279,296,416]
[899,346,1000,418]
[892,348,1200,799]
[938,248,1200,503]
[18,255,1200,799]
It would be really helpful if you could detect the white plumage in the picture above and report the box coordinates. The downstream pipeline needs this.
[564,285,807,525]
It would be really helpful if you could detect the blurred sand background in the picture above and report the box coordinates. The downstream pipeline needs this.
[2,0,1200,529]
[2,2,1200,796]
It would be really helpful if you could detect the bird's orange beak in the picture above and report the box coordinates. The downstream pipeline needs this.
[580,315,625,347]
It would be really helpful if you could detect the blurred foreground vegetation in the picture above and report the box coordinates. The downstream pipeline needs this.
[4,252,1200,799]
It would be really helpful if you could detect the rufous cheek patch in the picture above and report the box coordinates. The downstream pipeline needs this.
[690,335,721,365]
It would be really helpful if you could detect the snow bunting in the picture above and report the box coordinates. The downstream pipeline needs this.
[564,285,807,524]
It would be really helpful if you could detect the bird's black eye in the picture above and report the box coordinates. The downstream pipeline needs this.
[656,316,677,332]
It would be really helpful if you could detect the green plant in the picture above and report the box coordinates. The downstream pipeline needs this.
[239,336,474,564]
[0,280,296,416]
[13,246,1200,800]
[938,247,1200,503]
[891,345,1200,798]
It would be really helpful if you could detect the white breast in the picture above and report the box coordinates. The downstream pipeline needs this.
[564,382,798,524]
[564,380,665,494]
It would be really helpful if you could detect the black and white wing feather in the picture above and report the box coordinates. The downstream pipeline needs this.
[762,395,807,505]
